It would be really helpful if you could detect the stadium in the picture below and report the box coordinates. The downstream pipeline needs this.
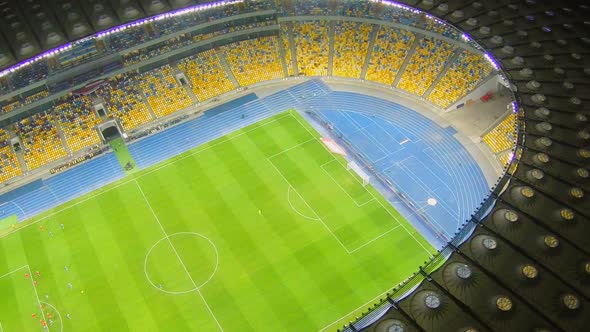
[0,0,588,331]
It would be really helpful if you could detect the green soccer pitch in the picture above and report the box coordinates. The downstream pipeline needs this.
[0,110,435,332]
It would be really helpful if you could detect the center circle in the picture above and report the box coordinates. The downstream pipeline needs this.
[144,232,218,294]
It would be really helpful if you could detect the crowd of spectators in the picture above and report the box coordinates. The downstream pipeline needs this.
[178,49,235,102]
[15,111,67,170]
[54,95,102,153]
[138,65,192,117]
[96,73,153,131]
[0,129,22,182]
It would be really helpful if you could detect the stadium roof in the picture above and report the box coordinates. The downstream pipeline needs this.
[1,0,589,331]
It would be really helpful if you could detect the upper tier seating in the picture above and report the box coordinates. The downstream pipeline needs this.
[97,74,153,131]
[428,50,494,108]
[365,26,415,85]
[483,113,517,154]
[1,89,50,114]
[55,96,102,153]
[15,112,67,171]
[0,129,22,183]
[138,65,192,118]
[292,21,330,76]
[397,38,455,96]
[220,36,284,86]
[332,21,372,78]
[178,49,235,102]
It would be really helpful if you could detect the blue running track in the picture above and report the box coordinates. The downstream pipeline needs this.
[0,80,487,244]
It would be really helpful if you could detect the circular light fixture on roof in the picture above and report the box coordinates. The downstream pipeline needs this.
[466,18,478,26]
[544,54,554,61]
[577,168,589,179]
[482,237,497,250]
[522,265,538,279]
[536,122,552,132]
[535,108,550,118]
[530,169,545,180]
[544,235,559,248]
[569,188,584,199]
[560,208,575,221]
[563,81,574,89]
[496,296,513,311]
[505,210,518,223]
[536,153,549,163]
[387,321,405,332]
[576,113,588,122]
[570,97,582,105]
[521,186,535,198]
[579,149,590,158]
[554,67,565,75]
[531,94,546,104]
[456,265,472,279]
[424,293,441,309]
[536,137,552,148]
[579,130,590,140]
[562,294,580,310]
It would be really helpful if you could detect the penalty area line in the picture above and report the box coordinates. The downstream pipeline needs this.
[134,180,225,332]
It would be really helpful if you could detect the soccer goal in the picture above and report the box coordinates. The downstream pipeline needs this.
[347,161,370,186]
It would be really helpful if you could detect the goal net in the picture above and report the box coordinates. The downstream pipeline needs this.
[347,161,370,186]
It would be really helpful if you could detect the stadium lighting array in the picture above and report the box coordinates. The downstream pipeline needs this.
[0,0,243,79]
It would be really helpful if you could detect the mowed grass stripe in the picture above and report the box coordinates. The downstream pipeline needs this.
[0,111,436,331]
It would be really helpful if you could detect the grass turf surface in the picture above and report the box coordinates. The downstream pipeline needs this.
[0,110,434,331]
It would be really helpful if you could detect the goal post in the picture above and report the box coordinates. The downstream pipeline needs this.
[347,161,370,186]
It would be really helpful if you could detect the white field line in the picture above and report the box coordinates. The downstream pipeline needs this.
[40,301,63,332]
[348,225,401,253]
[267,138,316,159]
[26,265,51,332]
[135,180,224,332]
[0,114,294,240]
[288,112,433,256]
[267,158,351,254]
[0,265,28,280]
[319,161,374,207]
[287,187,320,221]
[317,276,408,332]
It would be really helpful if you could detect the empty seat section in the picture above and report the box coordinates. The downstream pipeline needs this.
[397,38,455,96]
[220,36,284,86]
[483,113,517,154]
[366,26,415,85]
[428,50,494,108]
[292,21,329,76]
[332,21,372,78]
